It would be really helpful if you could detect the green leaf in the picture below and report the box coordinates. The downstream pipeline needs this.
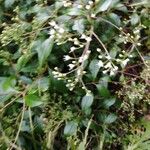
[98,113,117,124]
[72,19,85,34]
[96,84,110,98]
[25,94,43,107]
[81,93,94,110]
[5,0,15,8]
[89,59,100,80]
[96,0,113,13]
[0,77,17,95]
[67,8,82,16]
[131,13,140,25]
[16,53,34,71]
[36,37,54,68]
[103,98,116,108]
[104,114,117,124]
[64,121,78,136]
[108,13,121,26]
[30,77,49,92]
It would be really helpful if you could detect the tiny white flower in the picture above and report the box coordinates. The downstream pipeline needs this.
[104,62,112,69]
[85,37,92,42]
[68,38,73,41]
[68,64,75,70]
[131,35,134,39]
[88,1,94,5]
[70,46,76,52]
[96,48,101,52]
[122,58,130,66]
[49,29,56,35]
[97,60,104,67]
[137,42,141,46]
[69,87,74,91]
[86,50,91,54]
[64,2,71,7]
[64,55,71,61]
[98,55,103,59]
[116,59,121,62]
[91,13,96,18]
[77,69,82,76]
[75,78,79,82]
[50,35,55,39]
[54,24,59,29]
[49,20,56,26]
[58,28,65,33]
[66,84,70,87]
[68,80,72,82]
[106,55,111,60]
[85,5,91,10]
[79,44,84,48]
[119,54,123,57]
[80,34,87,39]
[110,70,115,76]
[74,40,80,45]
[103,70,108,74]
[72,61,76,64]
[77,4,83,8]
[113,66,118,71]
[79,56,84,63]
[70,83,75,87]
[54,67,58,70]
[52,71,58,75]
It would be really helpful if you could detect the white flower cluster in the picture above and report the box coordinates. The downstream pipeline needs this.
[52,67,66,80]
[96,48,132,76]
[63,0,72,7]
[49,20,66,44]
[66,78,79,91]
[85,1,94,10]
[52,67,79,91]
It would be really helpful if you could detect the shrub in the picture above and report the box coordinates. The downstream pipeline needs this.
[0,0,149,149]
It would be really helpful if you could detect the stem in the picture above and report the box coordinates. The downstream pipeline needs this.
[99,125,106,150]
[29,107,37,150]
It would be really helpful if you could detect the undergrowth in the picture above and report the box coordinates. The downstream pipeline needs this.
[0,0,150,150]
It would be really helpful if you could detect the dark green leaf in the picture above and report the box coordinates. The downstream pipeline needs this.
[89,59,101,80]
[72,19,85,34]
[5,0,15,8]
[96,0,113,13]
[25,94,43,107]
[36,37,54,68]
[104,114,117,124]
[103,98,116,108]
[81,93,94,110]
[64,121,78,136]
[96,84,110,98]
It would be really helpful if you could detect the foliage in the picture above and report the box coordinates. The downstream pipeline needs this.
[0,0,149,149]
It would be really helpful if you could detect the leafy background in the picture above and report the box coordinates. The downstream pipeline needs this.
[0,0,150,150]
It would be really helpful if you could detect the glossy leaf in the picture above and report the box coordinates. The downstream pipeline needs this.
[64,121,78,136]
[96,84,110,98]
[72,19,85,34]
[81,93,94,110]
[96,0,113,13]
[36,37,54,68]
[89,59,101,80]
[5,0,15,8]
[25,94,43,107]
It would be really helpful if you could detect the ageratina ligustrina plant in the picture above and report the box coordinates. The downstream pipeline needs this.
[0,0,149,149]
